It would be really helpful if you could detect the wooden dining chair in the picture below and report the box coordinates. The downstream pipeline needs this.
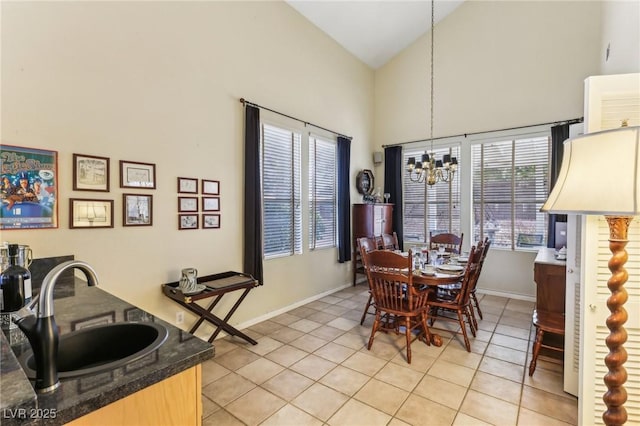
[363,249,433,363]
[429,232,464,254]
[380,232,400,250]
[528,309,565,376]
[358,237,380,325]
[470,237,491,320]
[427,244,481,352]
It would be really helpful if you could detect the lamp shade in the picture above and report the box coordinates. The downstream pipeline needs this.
[541,126,640,215]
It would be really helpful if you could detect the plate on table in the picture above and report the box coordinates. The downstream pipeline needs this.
[421,268,436,276]
[437,264,464,273]
[456,256,469,263]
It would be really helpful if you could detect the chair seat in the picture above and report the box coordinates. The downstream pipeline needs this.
[532,309,565,335]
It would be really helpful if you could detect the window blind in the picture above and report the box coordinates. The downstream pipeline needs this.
[262,123,302,258]
[309,136,337,249]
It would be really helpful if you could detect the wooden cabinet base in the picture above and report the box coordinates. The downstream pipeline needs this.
[67,365,202,426]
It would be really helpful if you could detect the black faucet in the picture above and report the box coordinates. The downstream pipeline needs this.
[12,260,99,393]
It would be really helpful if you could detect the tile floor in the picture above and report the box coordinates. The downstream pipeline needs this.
[200,285,578,426]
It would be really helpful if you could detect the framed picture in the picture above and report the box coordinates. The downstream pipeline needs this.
[202,213,220,229]
[1,144,58,230]
[202,179,220,195]
[202,196,220,212]
[119,160,156,189]
[71,311,116,331]
[73,153,110,192]
[70,199,114,229]
[123,194,152,226]
[177,177,198,194]
[179,214,198,230]
[178,196,198,212]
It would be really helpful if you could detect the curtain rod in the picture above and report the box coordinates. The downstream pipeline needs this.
[383,117,583,148]
[240,98,352,140]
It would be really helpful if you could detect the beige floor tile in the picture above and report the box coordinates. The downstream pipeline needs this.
[246,336,284,356]
[260,404,324,426]
[248,320,283,336]
[326,316,359,331]
[469,337,490,355]
[505,299,535,313]
[499,315,532,329]
[291,383,349,421]
[396,393,457,426]
[314,341,356,363]
[441,344,483,369]
[203,408,244,426]
[319,365,370,396]
[520,386,578,424]
[289,334,329,353]
[264,344,308,367]
[309,325,345,341]
[269,326,305,344]
[226,387,286,426]
[289,318,323,333]
[363,338,403,361]
[306,310,338,324]
[201,359,231,386]
[236,358,285,384]
[305,300,333,311]
[342,351,388,376]
[323,304,350,316]
[374,362,424,391]
[452,412,493,426]
[261,369,314,401]
[388,418,412,426]
[270,312,300,326]
[319,295,343,305]
[495,323,531,340]
[473,328,494,342]
[336,298,363,310]
[470,371,523,405]
[333,331,369,350]
[211,337,240,356]
[427,359,476,388]
[288,306,318,318]
[354,378,409,415]
[214,347,261,371]
[413,375,467,410]
[390,349,437,373]
[484,343,527,366]
[203,372,256,406]
[517,407,575,426]
[478,356,525,384]
[459,389,519,425]
[290,354,337,380]
[524,367,570,399]
[327,398,392,426]
[202,395,221,418]
[490,333,529,352]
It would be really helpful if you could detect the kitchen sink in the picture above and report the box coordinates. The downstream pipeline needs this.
[19,322,168,379]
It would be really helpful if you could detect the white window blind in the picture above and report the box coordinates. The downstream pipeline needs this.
[471,136,549,250]
[309,136,337,250]
[403,146,461,243]
[261,123,302,258]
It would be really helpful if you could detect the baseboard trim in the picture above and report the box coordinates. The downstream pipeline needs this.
[477,288,536,303]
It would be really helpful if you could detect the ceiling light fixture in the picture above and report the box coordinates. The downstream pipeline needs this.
[406,0,457,186]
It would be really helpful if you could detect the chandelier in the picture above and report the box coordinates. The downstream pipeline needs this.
[406,0,457,186]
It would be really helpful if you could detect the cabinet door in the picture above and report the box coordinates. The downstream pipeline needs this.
[373,205,393,235]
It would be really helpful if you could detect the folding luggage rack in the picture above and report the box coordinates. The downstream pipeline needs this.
[162,271,260,344]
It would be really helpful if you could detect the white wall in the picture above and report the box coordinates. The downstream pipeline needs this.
[1,1,374,334]
[373,1,603,298]
[600,0,640,75]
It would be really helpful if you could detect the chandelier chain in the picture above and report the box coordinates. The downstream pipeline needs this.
[429,0,434,149]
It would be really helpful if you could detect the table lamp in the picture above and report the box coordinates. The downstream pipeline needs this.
[541,123,639,426]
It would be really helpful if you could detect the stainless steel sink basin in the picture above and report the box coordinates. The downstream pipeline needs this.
[19,322,168,379]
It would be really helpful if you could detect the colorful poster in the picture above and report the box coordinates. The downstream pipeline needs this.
[1,145,58,229]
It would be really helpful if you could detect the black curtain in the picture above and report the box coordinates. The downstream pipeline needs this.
[337,136,351,263]
[384,146,404,251]
[243,105,264,284]
[547,123,569,249]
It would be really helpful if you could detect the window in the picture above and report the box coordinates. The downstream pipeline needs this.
[403,145,461,242]
[472,135,549,250]
[261,123,302,258]
[309,135,337,250]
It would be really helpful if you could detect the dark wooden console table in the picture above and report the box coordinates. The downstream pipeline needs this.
[162,271,260,344]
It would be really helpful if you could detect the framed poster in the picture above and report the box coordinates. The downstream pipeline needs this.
[73,153,110,192]
[119,160,156,189]
[202,213,220,229]
[123,194,153,226]
[177,177,198,194]
[178,197,198,212]
[178,214,198,230]
[201,179,219,195]
[202,197,220,212]
[70,199,114,229]
[1,144,58,229]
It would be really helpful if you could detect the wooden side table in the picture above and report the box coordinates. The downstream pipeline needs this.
[162,271,260,344]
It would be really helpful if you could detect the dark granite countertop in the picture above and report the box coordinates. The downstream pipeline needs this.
[0,279,214,425]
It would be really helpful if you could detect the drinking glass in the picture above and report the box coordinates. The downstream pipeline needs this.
[383,193,390,203]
